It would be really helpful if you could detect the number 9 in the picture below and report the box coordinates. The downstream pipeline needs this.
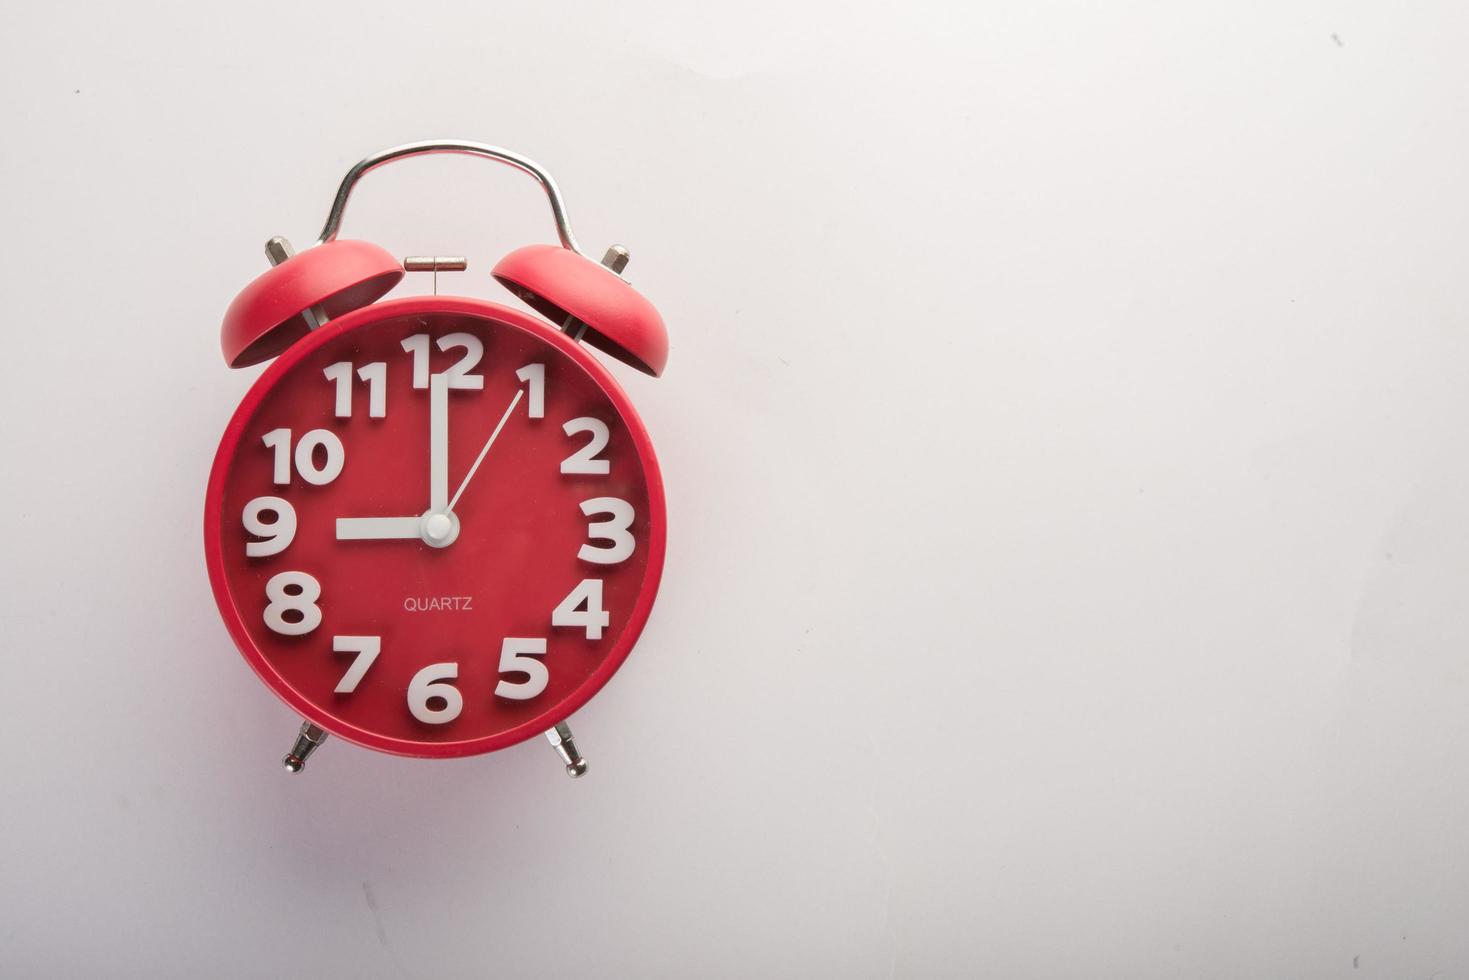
[243,496,297,557]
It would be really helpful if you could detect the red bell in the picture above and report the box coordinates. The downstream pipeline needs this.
[493,244,668,377]
[221,239,404,368]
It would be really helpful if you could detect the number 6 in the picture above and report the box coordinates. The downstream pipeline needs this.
[407,663,462,724]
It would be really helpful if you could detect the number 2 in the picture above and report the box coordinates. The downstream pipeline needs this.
[561,418,609,474]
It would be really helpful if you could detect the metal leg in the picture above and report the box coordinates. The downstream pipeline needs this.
[264,236,328,329]
[545,721,587,778]
[561,245,630,342]
[282,722,328,773]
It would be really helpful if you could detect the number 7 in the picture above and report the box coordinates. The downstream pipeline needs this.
[332,635,381,693]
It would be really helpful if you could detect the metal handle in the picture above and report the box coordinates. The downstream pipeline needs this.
[314,140,584,255]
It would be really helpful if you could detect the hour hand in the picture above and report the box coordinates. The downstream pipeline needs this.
[336,512,460,548]
[336,517,421,540]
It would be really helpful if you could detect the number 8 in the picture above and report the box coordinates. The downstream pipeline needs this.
[264,571,322,636]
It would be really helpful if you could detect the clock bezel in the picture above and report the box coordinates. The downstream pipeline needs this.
[203,294,667,758]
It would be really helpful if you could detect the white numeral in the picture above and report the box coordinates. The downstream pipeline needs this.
[264,571,322,636]
[295,429,345,485]
[579,497,635,564]
[358,362,387,418]
[323,362,354,417]
[436,333,484,389]
[262,428,292,484]
[561,418,610,474]
[495,637,549,700]
[242,496,296,557]
[552,579,610,640]
[323,361,386,418]
[402,334,431,389]
[262,428,345,485]
[402,332,483,389]
[407,663,462,724]
[332,635,380,693]
[516,363,545,419]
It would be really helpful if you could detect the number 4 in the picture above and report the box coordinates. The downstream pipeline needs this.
[552,579,610,640]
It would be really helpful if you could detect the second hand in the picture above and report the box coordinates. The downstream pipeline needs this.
[448,388,524,512]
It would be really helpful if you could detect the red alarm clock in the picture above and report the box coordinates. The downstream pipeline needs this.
[204,141,668,776]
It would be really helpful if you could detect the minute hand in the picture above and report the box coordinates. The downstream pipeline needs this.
[429,373,449,513]
[449,388,524,512]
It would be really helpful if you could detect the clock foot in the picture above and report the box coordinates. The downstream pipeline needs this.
[282,721,328,773]
[545,721,588,778]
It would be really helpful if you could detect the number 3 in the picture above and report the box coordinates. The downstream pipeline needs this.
[578,497,635,564]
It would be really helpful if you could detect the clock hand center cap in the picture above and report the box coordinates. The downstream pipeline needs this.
[425,513,453,539]
[419,510,460,548]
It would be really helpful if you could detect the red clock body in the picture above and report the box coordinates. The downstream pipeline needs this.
[204,295,666,758]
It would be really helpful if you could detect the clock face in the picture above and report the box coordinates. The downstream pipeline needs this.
[205,296,665,757]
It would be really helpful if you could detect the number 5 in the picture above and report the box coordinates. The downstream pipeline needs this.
[495,638,548,700]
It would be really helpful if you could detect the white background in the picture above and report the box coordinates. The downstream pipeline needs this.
[2,2,1466,977]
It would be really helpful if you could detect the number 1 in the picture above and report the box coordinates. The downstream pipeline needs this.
[516,363,545,419]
